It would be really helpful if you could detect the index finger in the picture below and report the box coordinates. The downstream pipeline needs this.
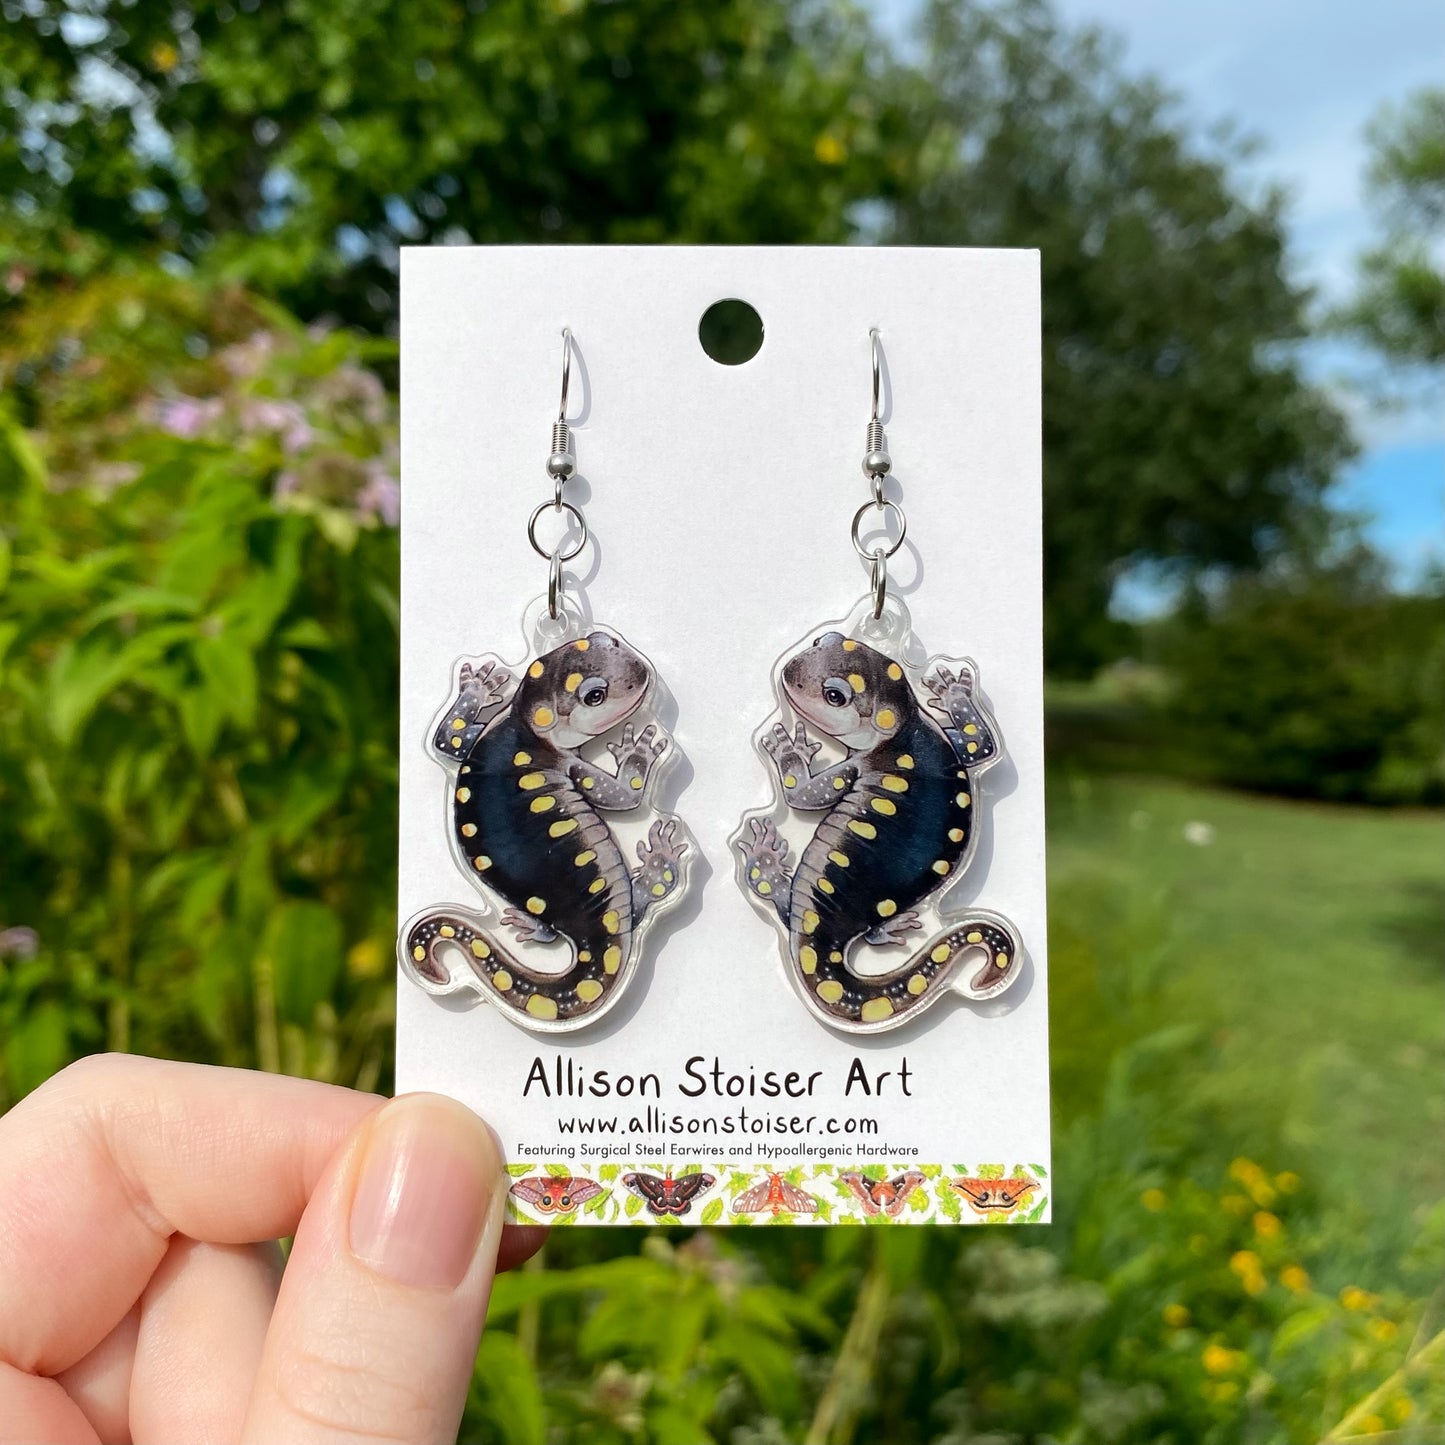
[0,1054,382,1376]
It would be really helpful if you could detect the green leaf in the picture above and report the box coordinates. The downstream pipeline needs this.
[471,1332,544,1445]
[700,1196,724,1226]
[264,901,344,1026]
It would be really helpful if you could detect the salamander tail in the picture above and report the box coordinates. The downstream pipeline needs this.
[401,907,629,1027]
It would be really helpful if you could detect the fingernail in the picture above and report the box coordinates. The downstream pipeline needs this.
[348,1096,499,1289]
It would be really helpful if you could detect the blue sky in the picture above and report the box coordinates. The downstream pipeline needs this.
[874,0,1444,585]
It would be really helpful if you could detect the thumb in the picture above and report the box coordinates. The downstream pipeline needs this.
[242,1094,505,1444]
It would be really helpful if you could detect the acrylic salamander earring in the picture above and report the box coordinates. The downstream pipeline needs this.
[399,330,690,1033]
[732,329,1023,1034]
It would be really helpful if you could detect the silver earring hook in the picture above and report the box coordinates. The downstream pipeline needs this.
[557,327,572,423]
[869,327,882,425]
[855,329,903,619]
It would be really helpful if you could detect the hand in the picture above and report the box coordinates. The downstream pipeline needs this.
[0,1054,546,1443]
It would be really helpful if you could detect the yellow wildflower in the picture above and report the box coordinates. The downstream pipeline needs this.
[1163,1303,1191,1328]
[1252,1210,1282,1239]
[1249,1178,1278,1207]
[1340,1286,1377,1312]
[1229,1250,1261,1275]
[813,133,846,166]
[151,41,178,72]
[347,937,385,978]
[1228,1157,1263,1186]
[1369,1319,1398,1343]
[1202,1343,1242,1376]
[1141,1187,1167,1212]
[1390,1398,1414,1424]
[1280,1265,1311,1293]
[1275,1170,1300,1193]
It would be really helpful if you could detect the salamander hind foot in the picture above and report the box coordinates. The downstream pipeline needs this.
[737,817,793,924]
[632,817,689,918]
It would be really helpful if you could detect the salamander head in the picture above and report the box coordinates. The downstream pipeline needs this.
[513,631,650,747]
[781,632,913,749]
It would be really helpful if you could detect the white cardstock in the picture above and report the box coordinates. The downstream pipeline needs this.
[398,246,1049,1226]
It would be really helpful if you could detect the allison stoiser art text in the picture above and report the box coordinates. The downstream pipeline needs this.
[521,1052,917,1099]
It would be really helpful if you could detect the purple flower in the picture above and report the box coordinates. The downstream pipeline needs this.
[355,464,400,526]
[0,926,39,960]
[155,395,223,438]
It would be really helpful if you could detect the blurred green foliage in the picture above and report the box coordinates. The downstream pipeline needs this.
[1161,552,1445,804]
[1338,86,1445,368]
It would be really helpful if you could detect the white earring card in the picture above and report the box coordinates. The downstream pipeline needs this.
[398,246,1049,1226]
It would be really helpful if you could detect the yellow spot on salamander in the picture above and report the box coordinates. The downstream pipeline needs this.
[603,945,622,974]
[439,925,455,938]
[871,797,897,816]
[651,882,666,896]
[589,877,607,894]
[564,671,583,693]
[461,823,477,837]
[533,706,555,728]
[450,737,461,747]
[848,820,877,839]
[663,870,673,883]
[817,980,845,1004]
[526,897,546,915]
[758,881,772,895]
[933,860,950,876]
[931,943,951,963]
[829,850,850,868]
[460,765,471,774]
[581,776,595,789]
[956,792,971,809]
[525,995,558,1020]
[575,850,597,867]
[877,899,897,918]
[412,945,426,961]
[829,950,843,963]
[802,910,820,934]
[799,945,818,974]
[842,638,858,651]
[629,776,643,790]
[578,950,591,963]
[518,772,546,790]
[887,663,903,680]
[967,742,978,754]
[576,979,604,1003]
[966,931,983,944]
[963,723,978,735]
[513,751,532,766]
[493,970,513,992]
[995,952,1009,969]
[833,776,847,789]
[908,973,928,995]
[452,718,466,730]
[549,818,578,838]
[848,673,866,693]
[455,787,471,802]
[817,878,834,894]
[949,827,965,842]
[574,638,590,650]
[473,855,492,872]
[530,796,557,813]
[881,775,908,792]
[750,865,760,880]
[602,909,620,935]
[528,661,544,678]
[875,708,896,729]
[861,998,894,1023]
[783,774,797,788]
[897,753,914,769]
[471,938,491,959]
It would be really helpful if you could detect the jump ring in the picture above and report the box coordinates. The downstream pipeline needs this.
[851,498,906,561]
[528,499,587,562]
[870,549,887,619]
[547,551,564,618]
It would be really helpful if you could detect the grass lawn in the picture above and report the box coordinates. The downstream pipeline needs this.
[1046,770,1444,1287]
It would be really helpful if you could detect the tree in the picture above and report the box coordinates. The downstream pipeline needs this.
[1338,86,1445,369]
[0,0,903,325]
[891,0,1352,672]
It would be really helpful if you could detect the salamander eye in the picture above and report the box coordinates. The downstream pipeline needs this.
[822,677,852,708]
[578,677,609,707]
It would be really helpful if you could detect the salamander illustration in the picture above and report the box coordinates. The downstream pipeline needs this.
[737,630,1022,1031]
[401,629,688,1028]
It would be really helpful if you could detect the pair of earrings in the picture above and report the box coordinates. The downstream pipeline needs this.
[400,330,1023,1036]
